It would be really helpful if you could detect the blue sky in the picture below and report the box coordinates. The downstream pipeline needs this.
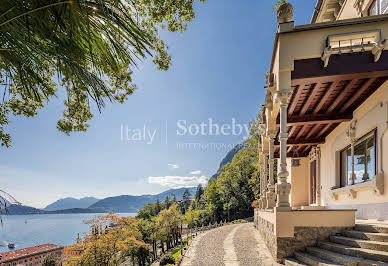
[0,0,316,208]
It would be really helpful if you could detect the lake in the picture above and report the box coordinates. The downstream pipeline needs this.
[0,213,136,252]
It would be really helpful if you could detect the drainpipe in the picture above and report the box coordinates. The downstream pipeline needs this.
[380,101,388,174]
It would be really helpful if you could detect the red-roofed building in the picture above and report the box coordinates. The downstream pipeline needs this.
[0,244,63,266]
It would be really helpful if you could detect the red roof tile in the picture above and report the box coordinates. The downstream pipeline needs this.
[0,244,63,263]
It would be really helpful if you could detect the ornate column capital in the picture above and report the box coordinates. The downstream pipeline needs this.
[267,130,277,140]
[309,146,321,161]
[275,90,292,105]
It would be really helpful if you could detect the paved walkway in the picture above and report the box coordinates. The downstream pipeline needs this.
[181,223,279,266]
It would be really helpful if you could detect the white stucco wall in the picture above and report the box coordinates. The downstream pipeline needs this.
[320,80,388,220]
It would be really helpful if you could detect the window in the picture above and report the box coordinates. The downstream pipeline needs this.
[368,0,378,16]
[340,130,377,187]
[381,0,388,14]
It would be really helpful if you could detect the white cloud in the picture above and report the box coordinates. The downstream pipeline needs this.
[147,175,209,188]
[189,170,201,175]
[168,163,180,169]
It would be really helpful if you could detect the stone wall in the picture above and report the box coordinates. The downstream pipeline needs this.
[254,208,351,263]
[276,226,350,261]
[255,210,277,260]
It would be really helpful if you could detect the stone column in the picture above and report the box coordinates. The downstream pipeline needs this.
[275,91,292,211]
[346,120,357,185]
[309,146,322,206]
[266,132,277,208]
[260,159,265,209]
[316,147,322,205]
[261,153,268,209]
[351,143,356,185]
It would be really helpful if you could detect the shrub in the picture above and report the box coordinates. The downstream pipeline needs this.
[160,254,175,266]
[41,254,61,266]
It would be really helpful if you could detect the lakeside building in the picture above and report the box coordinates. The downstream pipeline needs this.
[254,0,388,264]
[62,245,84,264]
[0,244,63,266]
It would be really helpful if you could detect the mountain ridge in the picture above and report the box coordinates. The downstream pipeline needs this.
[7,187,196,215]
[44,197,99,211]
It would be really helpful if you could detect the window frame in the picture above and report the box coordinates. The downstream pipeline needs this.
[368,0,378,16]
[339,128,377,187]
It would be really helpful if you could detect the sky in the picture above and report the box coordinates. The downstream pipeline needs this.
[0,0,316,208]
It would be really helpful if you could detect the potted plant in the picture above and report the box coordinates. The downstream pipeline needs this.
[274,0,293,23]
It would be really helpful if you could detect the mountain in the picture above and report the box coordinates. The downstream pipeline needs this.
[212,143,244,178]
[6,187,196,215]
[44,197,99,211]
[88,187,196,213]
[7,204,45,215]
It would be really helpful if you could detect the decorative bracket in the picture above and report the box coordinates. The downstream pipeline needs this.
[321,30,385,67]
[322,47,333,68]
[346,120,357,142]
[372,40,387,62]
[331,174,384,200]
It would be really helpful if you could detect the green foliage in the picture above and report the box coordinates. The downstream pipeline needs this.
[184,206,200,228]
[194,184,204,202]
[274,0,287,11]
[226,219,248,225]
[164,196,171,209]
[216,138,258,221]
[69,213,148,266]
[41,253,61,266]
[0,0,206,147]
[159,254,175,266]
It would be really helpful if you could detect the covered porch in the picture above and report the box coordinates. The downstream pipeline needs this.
[254,7,388,263]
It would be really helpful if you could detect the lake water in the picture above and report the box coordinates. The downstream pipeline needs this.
[0,213,136,252]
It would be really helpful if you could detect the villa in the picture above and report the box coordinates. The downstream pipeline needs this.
[254,0,388,264]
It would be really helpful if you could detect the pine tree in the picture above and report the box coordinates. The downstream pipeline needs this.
[164,196,170,209]
[182,189,192,213]
[156,199,161,214]
[195,184,204,202]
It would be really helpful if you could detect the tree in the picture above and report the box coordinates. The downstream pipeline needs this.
[182,188,192,213]
[41,254,61,266]
[184,206,200,229]
[195,184,204,202]
[137,218,158,261]
[0,0,207,147]
[164,196,170,210]
[171,193,177,203]
[69,212,148,266]
[201,178,223,223]
[217,139,257,221]
[156,199,161,214]
[155,204,182,252]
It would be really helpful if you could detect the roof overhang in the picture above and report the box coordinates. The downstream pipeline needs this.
[264,15,388,158]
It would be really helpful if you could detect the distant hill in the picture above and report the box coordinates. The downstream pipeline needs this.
[44,197,99,211]
[212,143,244,179]
[88,187,196,213]
[6,187,196,215]
[7,204,45,215]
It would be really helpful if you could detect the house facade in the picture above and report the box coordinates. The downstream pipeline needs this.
[254,0,388,264]
[0,244,63,266]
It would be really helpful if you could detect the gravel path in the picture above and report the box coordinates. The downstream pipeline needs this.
[181,223,279,266]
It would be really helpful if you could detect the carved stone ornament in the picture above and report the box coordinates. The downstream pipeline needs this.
[277,3,293,24]
[372,40,387,62]
[346,120,357,142]
[275,90,292,105]
[354,0,365,14]
[309,146,321,161]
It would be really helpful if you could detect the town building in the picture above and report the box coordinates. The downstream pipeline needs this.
[0,244,63,266]
[254,0,388,264]
[62,245,84,264]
